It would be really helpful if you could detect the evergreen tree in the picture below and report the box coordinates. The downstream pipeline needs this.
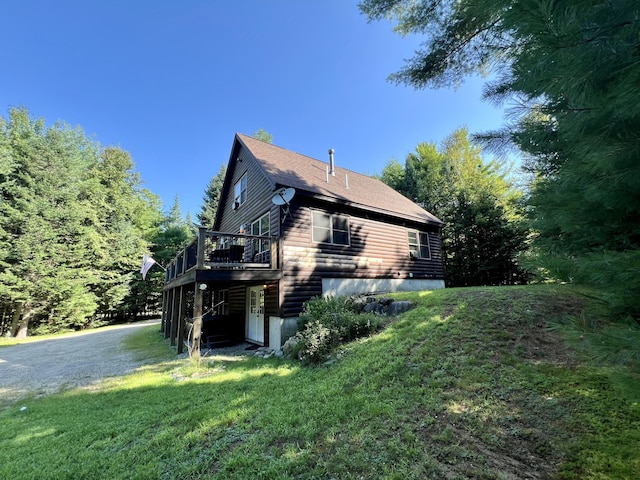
[252,128,273,144]
[197,164,226,229]
[0,109,100,334]
[376,158,404,193]
[126,196,198,317]
[361,0,640,318]
[86,147,160,316]
[0,108,161,335]
[90,148,163,320]
[380,128,527,286]
[153,196,197,262]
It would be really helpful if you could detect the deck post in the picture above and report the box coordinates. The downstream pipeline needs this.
[196,227,206,269]
[191,282,203,358]
[176,286,186,354]
[164,288,174,339]
[162,290,171,334]
[170,288,180,346]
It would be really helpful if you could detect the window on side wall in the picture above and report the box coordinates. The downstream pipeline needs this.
[312,211,350,246]
[407,230,431,259]
[234,173,247,208]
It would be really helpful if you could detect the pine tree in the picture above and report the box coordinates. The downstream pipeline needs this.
[0,109,99,334]
[0,108,162,335]
[197,164,226,229]
[361,0,640,318]
[380,128,527,286]
[86,147,162,318]
[252,128,273,144]
[154,196,197,262]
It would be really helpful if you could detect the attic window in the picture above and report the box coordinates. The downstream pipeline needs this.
[234,173,247,208]
[407,230,431,260]
[312,211,350,246]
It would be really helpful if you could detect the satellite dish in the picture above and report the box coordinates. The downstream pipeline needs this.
[271,187,296,223]
[271,187,295,206]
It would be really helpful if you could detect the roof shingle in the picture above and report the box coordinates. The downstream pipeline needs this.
[236,133,443,226]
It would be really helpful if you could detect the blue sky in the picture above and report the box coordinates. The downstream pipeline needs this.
[1,1,506,218]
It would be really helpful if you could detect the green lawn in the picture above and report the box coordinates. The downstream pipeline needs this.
[1,285,638,479]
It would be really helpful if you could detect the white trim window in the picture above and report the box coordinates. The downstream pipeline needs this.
[251,212,270,261]
[234,173,247,208]
[407,230,431,259]
[312,211,350,246]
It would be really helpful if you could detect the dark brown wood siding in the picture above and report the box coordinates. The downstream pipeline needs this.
[228,286,246,316]
[279,198,444,316]
[218,147,280,237]
[264,284,279,319]
[227,285,246,340]
[215,144,443,321]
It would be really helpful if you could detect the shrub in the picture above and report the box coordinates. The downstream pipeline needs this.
[295,320,340,363]
[297,295,354,330]
[293,296,384,363]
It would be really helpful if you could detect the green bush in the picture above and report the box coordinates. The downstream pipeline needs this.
[343,311,382,340]
[294,296,384,363]
[295,320,340,363]
[296,295,353,329]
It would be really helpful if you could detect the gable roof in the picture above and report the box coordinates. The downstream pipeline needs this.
[234,133,443,226]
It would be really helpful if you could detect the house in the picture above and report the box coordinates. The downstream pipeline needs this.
[162,133,444,354]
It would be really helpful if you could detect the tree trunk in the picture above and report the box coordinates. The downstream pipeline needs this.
[191,284,203,358]
[1,305,9,336]
[10,302,29,338]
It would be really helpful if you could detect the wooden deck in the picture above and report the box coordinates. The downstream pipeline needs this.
[162,228,282,356]
[163,228,281,290]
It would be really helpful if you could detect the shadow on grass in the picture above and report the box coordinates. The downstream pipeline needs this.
[1,286,638,479]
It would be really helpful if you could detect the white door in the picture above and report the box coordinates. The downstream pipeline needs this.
[246,286,265,344]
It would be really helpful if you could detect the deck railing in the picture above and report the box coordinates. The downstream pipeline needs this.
[165,227,279,283]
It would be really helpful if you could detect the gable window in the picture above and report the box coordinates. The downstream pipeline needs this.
[234,173,247,208]
[251,212,270,261]
[312,211,350,246]
[407,230,431,260]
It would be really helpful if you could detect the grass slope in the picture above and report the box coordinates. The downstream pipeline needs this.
[1,285,638,479]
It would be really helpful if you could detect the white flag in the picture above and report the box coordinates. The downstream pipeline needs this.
[140,254,156,280]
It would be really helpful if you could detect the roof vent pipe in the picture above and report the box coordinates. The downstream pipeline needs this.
[328,149,335,176]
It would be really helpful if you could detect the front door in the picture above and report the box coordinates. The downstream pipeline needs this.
[246,286,265,344]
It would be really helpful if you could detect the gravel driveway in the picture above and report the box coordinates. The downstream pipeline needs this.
[0,320,160,403]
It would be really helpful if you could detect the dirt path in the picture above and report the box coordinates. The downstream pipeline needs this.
[0,320,160,403]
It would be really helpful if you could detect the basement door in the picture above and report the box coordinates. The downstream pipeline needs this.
[246,286,265,344]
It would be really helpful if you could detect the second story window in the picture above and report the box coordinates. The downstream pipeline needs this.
[312,211,350,246]
[234,173,247,208]
[407,230,431,260]
[251,212,270,261]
